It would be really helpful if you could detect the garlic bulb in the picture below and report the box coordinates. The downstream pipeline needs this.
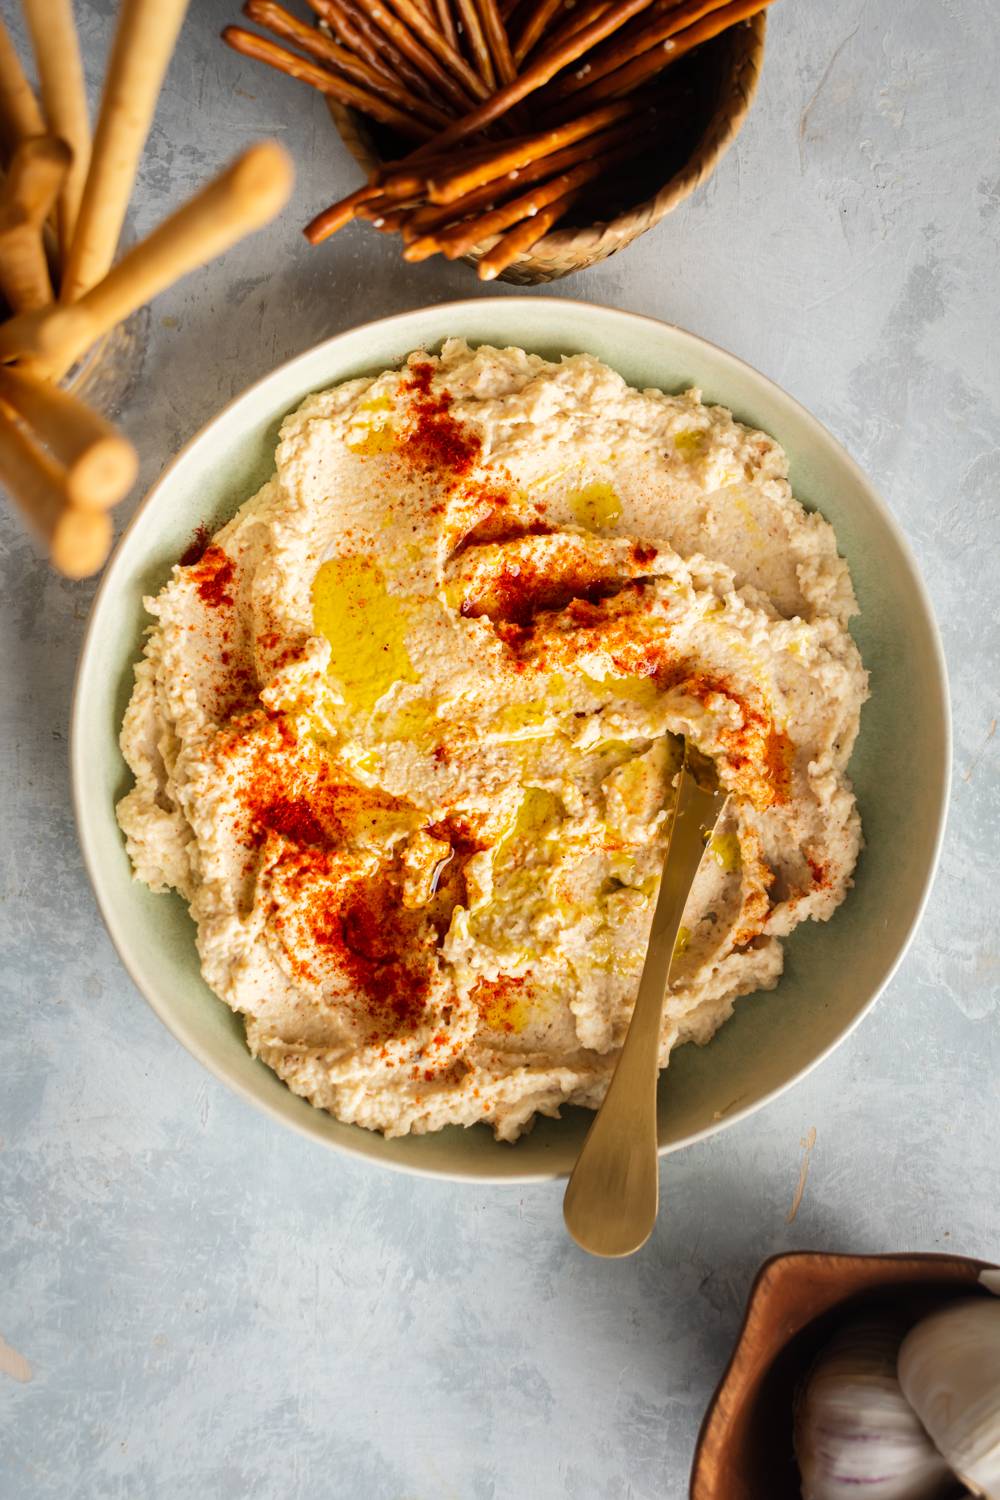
[898,1299,1000,1500]
[794,1316,956,1500]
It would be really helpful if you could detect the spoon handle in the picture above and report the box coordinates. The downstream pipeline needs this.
[563,764,728,1257]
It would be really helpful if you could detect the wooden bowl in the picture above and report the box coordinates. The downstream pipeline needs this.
[326,13,766,284]
[689,1250,999,1500]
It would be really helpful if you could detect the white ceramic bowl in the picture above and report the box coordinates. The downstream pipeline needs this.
[71,299,950,1182]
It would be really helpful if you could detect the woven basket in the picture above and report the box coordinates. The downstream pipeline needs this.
[327,13,765,285]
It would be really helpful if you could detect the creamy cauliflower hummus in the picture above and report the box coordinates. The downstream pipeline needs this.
[118,340,868,1141]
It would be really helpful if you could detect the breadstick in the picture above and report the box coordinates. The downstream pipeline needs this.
[61,0,191,301]
[22,0,91,257]
[477,185,579,278]
[355,0,482,110]
[303,184,383,243]
[0,407,111,577]
[0,141,294,379]
[0,135,71,313]
[221,28,434,139]
[0,365,137,509]
[567,0,771,108]
[0,19,44,153]
[243,1,450,127]
[423,97,635,202]
[512,0,565,64]
[451,0,495,88]
[397,0,657,149]
[475,0,517,82]
[551,0,749,98]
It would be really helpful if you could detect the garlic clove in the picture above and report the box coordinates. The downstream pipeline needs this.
[898,1299,1000,1500]
[794,1316,957,1500]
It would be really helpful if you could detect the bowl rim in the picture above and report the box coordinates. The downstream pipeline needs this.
[70,296,952,1184]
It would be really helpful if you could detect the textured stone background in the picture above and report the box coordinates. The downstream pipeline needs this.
[2,1,998,1496]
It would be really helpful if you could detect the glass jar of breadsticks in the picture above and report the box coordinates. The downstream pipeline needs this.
[223,0,767,284]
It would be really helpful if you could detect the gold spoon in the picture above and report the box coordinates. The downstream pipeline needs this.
[563,742,729,1257]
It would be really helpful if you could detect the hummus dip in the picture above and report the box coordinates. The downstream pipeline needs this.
[118,340,868,1140]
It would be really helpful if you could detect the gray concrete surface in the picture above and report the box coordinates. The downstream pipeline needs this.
[2,1,998,1495]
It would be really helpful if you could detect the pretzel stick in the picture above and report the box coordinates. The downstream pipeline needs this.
[423,96,635,201]
[371,131,529,199]
[243,1,450,126]
[403,179,500,236]
[551,0,749,98]
[513,0,565,64]
[409,157,598,259]
[568,0,771,108]
[478,184,579,278]
[22,0,91,257]
[349,0,481,111]
[401,111,641,246]
[0,141,294,378]
[0,364,137,509]
[451,0,495,88]
[308,0,439,105]
[357,193,418,218]
[380,0,491,100]
[340,0,444,101]
[363,204,409,230]
[307,0,406,89]
[0,19,44,154]
[476,0,517,82]
[372,97,633,202]
[540,0,612,52]
[0,408,112,577]
[221,28,434,138]
[60,1,191,302]
[312,136,517,245]
[395,0,658,149]
[432,0,460,53]
[303,183,383,243]
[0,136,71,313]
[304,100,635,247]
[402,164,531,239]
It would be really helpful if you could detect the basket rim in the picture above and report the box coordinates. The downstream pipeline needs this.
[327,11,766,268]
